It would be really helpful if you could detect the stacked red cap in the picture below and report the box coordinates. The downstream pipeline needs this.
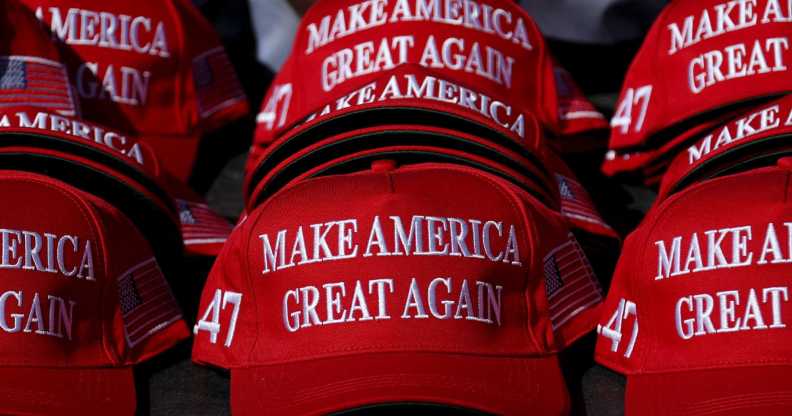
[0,105,235,261]
[658,94,792,203]
[596,157,792,415]
[194,162,604,414]
[603,0,792,183]
[18,0,249,181]
[244,0,616,244]
[0,170,187,415]
[251,0,606,151]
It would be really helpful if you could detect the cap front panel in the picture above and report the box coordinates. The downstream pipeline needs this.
[248,167,539,363]
[0,173,109,366]
[194,165,593,369]
[601,168,792,374]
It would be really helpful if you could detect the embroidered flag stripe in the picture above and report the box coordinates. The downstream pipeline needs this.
[179,201,233,243]
[193,47,245,118]
[118,258,181,347]
[556,174,611,228]
[543,233,603,330]
[0,56,75,115]
[554,67,604,121]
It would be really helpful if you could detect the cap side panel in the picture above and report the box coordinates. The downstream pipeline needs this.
[192,225,257,368]
[594,227,647,375]
[86,195,187,364]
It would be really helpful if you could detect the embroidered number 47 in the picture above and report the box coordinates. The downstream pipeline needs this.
[597,298,638,358]
[194,289,242,347]
[611,85,653,135]
[256,83,293,131]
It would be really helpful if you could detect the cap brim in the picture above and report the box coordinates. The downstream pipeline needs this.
[0,366,136,415]
[231,352,569,416]
[627,366,792,416]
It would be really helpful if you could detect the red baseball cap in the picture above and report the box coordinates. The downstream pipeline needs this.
[0,106,233,257]
[21,0,249,180]
[0,170,187,415]
[659,94,792,201]
[609,0,792,152]
[596,159,792,415]
[0,0,77,116]
[252,0,605,149]
[193,162,604,415]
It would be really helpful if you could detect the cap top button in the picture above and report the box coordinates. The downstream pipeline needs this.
[371,159,398,173]
[777,157,792,169]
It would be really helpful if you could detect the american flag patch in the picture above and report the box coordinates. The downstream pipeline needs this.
[178,199,233,246]
[0,56,76,116]
[118,258,182,347]
[543,233,603,329]
[554,66,604,121]
[192,47,245,119]
[556,174,612,230]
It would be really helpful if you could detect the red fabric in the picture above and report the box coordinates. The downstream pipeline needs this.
[0,367,135,415]
[245,122,554,209]
[627,366,792,416]
[247,63,546,179]
[232,352,569,416]
[0,105,232,256]
[0,171,187,415]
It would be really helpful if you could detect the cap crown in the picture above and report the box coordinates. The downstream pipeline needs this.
[195,164,603,367]
[597,164,792,374]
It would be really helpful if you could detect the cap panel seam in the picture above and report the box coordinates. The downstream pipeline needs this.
[428,164,546,353]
